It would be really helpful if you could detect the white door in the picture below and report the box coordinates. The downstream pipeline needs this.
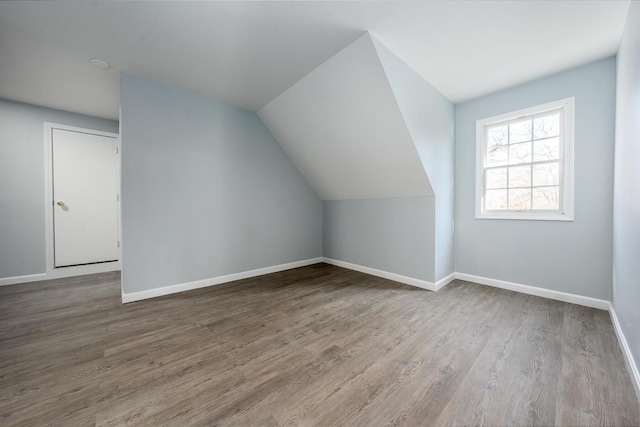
[52,128,118,267]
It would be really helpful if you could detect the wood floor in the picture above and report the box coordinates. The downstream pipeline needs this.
[1,264,638,426]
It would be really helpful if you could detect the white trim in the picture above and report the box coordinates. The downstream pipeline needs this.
[477,97,575,130]
[0,273,47,286]
[475,97,575,221]
[474,211,574,222]
[608,303,640,402]
[322,257,444,291]
[563,98,575,220]
[44,122,121,279]
[118,105,124,299]
[435,272,456,291]
[1,258,452,294]
[121,258,323,303]
[454,272,609,310]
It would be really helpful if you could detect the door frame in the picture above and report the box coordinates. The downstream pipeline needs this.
[44,122,122,279]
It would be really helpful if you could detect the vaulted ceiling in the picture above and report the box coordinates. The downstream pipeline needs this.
[0,1,630,120]
[258,33,434,201]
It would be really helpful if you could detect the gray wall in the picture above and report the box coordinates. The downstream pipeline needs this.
[613,1,640,385]
[120,74,322,294]
[323,197,435,281]
[372,37,455,281]
[455,58,616,300]
[0,98,118,279]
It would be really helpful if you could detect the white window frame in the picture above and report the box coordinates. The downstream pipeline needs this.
[475,97,575,221]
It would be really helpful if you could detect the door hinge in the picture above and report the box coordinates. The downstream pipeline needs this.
[115,146,119,154]
[116,194,120,201]
[117,241,120,248]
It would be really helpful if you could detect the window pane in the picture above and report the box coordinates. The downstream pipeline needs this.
[533,113,560,139]
[509,142,532,165]
[486,168,507,189]
[487,125,508,148]
[533,137,560,162]
[508,165,531,188]
[487,125,508,167]
[486,189,507,210]
[509,120,532,143]
[508,188,531,210]
[533,163,560,186]
[487,143,508,167]
[533,186,559,210]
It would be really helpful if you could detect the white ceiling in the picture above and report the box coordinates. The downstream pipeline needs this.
[0,1,630,121]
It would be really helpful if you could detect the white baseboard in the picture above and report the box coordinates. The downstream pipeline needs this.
[322,257,451,292]
[454,272,610,310]
[0,273,47,286]
[315,262,608,310]
[0,261,120,286]
[609,303,640,402]
[435,272,456,291]
[122,257,323,303]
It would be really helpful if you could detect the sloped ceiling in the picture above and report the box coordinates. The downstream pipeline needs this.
[0,1,630,120]
[258,33,433,201]
[0,1,630,202]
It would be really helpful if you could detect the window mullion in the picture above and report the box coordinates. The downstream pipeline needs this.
[529,124,534,210]
[506,124,510,209]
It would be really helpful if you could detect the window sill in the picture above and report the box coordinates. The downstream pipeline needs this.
[476,212,574,221]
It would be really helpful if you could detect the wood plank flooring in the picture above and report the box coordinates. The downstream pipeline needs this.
[1,263,638,426]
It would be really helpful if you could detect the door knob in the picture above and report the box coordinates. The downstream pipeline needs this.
[56,200,65,206]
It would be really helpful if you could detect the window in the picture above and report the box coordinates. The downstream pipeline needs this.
[476,97,574,221]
